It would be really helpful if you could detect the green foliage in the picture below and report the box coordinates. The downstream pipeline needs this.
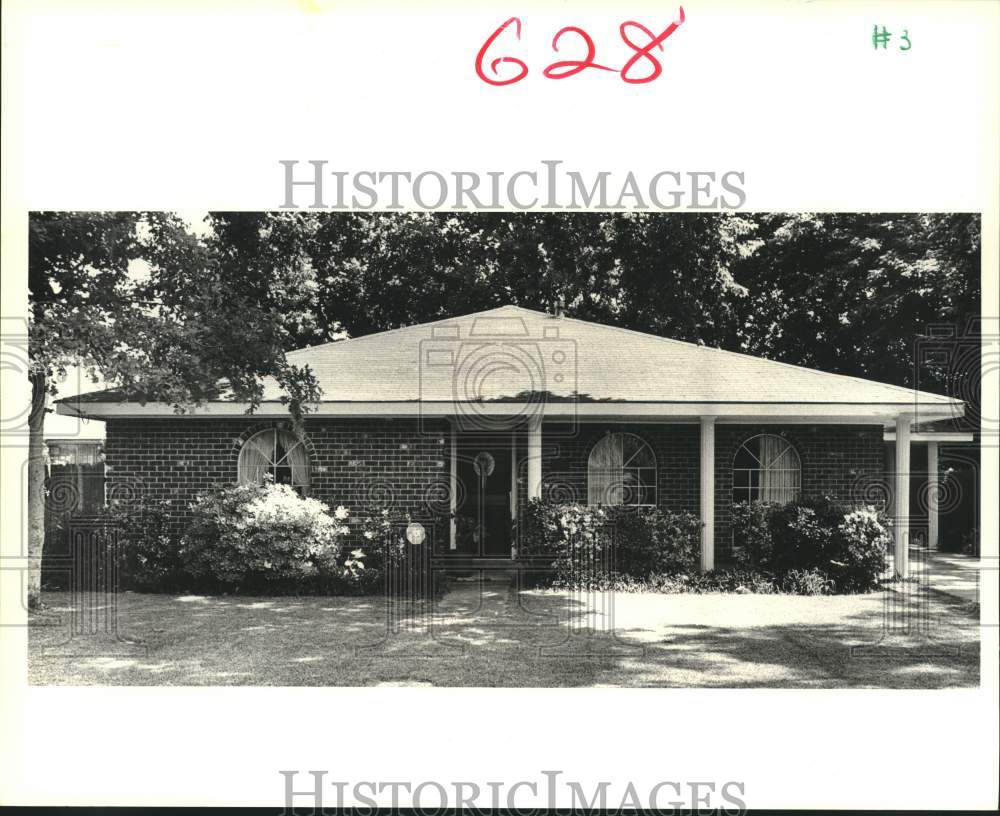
[961,528,980,557]
[28,211,321,414]
[30,210,979,429]
[728,213,980,403]
[768,497,842,576]
[344,504,407,593]
[833,507,892,592]
[733,496,890,593]
[514,499,700,585]
[180,482,350,591]
[104,497,186,591]
[778,568,835,596]
[557,568,832,596]
[603,506,702,576]
[336,504,444,597]
[514,499,610,582]
[731,500,777,569]
[217,210,978,407]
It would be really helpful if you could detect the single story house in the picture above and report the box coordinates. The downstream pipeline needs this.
[57,305,968,578]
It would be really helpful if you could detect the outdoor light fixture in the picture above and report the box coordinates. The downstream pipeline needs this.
[405,522,426,546]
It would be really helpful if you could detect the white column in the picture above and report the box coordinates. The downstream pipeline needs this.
[510,428,518,519]
[700,416,716,572]
[894,414,911,578]
[527,413,542,501]
[511,429,518,557]
[449,421,457,550]
[927,441,939,551]
[885,443,896,521]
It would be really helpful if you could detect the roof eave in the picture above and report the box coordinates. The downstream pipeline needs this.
[57,399,964,426]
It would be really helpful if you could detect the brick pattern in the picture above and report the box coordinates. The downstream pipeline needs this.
[522,422,883,558]
[714,425,885,558]
[532,423,699,512]
[105,418,884,557]
[104,418,452,532]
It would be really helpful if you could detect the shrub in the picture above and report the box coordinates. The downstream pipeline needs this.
[962,528,980,556]
[731,500,777,570]
[762,496,889,593]
[692,569,781,594]
[338,504,444,597]
[832,507,890,592]
[180,482,350,591]
[514,500,700,584]
[554,569,780,594]
[779,568,834,596]
[767,496,842,575]
[513,499,610,585]
[104,498,186,591]
[604,506,702,576]
[554,567,833,596]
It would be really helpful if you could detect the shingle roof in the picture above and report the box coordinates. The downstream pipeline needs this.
[60,305,960,412]
[263,305,954,406]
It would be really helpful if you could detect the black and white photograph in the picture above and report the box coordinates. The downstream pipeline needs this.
[2,0,997,811]
[24,211,983,688]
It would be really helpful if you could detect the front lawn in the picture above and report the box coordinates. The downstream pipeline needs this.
[28,581,979,687]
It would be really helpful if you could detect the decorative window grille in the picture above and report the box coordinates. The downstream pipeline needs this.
[732,434,801,504]
[237,429,310,494]
[587,433,657,507]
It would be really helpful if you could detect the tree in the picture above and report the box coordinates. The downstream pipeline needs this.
[253,211,753,342]
[27,212,320,607]
[727,213,981,394]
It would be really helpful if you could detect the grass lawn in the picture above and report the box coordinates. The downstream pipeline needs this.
[28,578,980,687]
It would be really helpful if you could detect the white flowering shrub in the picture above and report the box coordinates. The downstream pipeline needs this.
[835,506,891,591]
[181,481,351,589]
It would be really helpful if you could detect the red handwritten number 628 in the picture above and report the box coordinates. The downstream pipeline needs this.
[475,8,686,86]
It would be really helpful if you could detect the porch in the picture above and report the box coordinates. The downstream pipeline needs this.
[438,413,956,579]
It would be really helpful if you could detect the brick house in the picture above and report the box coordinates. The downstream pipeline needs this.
[56,306,965,577]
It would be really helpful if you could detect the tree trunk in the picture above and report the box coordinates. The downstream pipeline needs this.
[27,373,47,609]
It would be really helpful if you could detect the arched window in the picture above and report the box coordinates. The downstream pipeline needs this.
[237,429,310,494]
[732,434,801,504]
[587,432,656,507]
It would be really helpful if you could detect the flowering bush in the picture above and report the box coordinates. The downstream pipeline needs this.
[513,500,605,585]
[330,504,444,597]
[181,482,350,590]
[832,507,890,592]
[338,504,403,593]
[734,496,890,593]
[514,499,700,584]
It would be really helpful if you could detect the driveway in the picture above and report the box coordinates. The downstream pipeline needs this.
[28,575,979,687]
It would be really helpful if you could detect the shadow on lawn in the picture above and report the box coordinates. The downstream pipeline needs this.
[27,581,980,688]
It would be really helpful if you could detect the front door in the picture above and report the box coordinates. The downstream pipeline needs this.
[455,434,512,557]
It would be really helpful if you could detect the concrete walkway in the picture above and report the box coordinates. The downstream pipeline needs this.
[902,546,982,604]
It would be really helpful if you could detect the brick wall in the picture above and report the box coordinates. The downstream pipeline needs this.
[522,422,883,558]
[103,417,452,532]
[530,422,699,512]
[713,424,885,558]
[105,417,884,557]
